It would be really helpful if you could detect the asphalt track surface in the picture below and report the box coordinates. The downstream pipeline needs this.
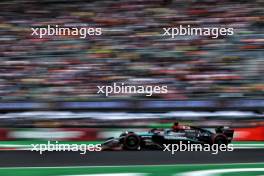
[0,149,263,167]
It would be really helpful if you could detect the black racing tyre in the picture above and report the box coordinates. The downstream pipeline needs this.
[213,135,228,145]
[123,133,141,150]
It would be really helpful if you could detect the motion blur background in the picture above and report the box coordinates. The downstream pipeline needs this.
[0,0,263,175]
[0,0,263,101]
[0,0,263,173]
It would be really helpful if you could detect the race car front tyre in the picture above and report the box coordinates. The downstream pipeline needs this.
[123,133,141,150]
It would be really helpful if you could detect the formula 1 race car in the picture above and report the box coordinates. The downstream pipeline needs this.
[102,124,234,150]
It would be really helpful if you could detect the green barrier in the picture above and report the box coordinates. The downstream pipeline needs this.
[0,163,264,176]
[1,141,264,149]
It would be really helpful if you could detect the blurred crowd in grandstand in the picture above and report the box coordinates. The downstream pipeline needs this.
[0,0,263,101]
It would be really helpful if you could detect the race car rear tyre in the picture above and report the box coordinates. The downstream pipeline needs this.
[123,133,141,150]
[213,135,228,145]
